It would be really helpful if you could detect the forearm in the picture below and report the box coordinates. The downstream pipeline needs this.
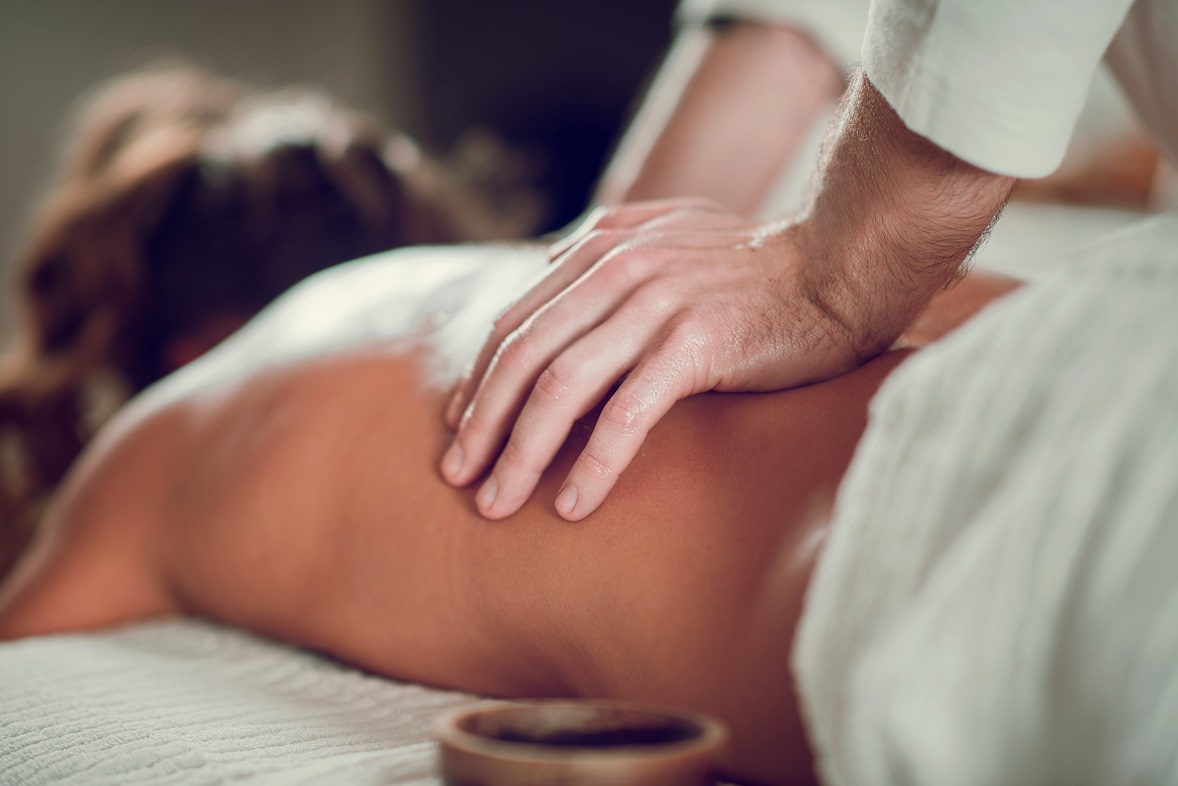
[792,72,1017,360]
[595,21,843,216]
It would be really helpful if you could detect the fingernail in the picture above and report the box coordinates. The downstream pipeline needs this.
[445,393,464,429]
[476,475,499,513]
[441,443,464,481]
[555,485,578,517]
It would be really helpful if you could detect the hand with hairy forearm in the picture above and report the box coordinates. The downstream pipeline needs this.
[793,73,1017,360]
[440,72,1015,522]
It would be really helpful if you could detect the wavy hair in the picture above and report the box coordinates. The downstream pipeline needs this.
[0,64,544,573]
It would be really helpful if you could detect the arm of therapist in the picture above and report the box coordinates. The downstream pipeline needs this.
[439,71,1015,521]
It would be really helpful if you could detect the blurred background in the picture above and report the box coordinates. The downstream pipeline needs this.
[0,0,679,338]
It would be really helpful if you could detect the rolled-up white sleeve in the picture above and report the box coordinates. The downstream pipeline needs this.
[863,0,1136,177]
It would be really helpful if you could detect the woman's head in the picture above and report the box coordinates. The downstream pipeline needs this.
[138,87,424,384]
[0,63,540,558]
[20,67,426,390]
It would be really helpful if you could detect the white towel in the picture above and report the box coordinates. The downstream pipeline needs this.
[793,215,1178,785]
[0,620,484,785]
[0,619,744,785]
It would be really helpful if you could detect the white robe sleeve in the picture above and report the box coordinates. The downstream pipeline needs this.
[862,0,1136,177]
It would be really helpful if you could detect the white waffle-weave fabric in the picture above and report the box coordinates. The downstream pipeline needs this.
[794,215,1178,785]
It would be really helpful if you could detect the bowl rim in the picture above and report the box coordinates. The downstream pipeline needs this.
[433,700,729,764]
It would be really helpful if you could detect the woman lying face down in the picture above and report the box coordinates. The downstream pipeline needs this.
[0,245,1019,786]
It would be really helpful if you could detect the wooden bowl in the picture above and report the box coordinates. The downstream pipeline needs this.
[435,700,729,786]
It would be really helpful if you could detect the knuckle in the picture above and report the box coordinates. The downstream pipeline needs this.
[666,313,708,349]
[616,249,651,278]
[600,390,646,433]
[534,362,576,406]
[576,445,615,481]
[458,405,489,440]
[661,317,720,392]
[600,248,653,287]
[498,437,538,475]
[630,281,677,317]
[494,333,534,373]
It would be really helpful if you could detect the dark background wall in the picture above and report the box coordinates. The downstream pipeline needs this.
[414,0,678,230]
[0,0,678,334]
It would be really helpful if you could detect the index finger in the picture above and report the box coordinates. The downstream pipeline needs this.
[553,343,697,521]
[443,226,633,430]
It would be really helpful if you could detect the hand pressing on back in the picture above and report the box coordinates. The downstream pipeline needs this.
[439,197,861,521]
[438,75,1014,522]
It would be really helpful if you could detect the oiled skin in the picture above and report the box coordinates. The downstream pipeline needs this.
[0,247,1017,786]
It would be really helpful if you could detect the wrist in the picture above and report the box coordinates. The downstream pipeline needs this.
[748,220,866,379]
[778,219,875,369]
[791,72,1015,361]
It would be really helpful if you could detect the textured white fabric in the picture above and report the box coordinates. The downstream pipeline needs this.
[0,620,744,786]
[863,0,1178,178]
[0,620,480,786]
[793,215,1178,786]
[968,201,1153,279]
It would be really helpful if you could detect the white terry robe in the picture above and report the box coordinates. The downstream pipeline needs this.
[793,216,1178,785]
[863,0,1178,178]
[797,3,1178,781]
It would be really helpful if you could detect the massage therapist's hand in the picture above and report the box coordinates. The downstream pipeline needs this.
[440,74,1015,522]
[439,197,862,521]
